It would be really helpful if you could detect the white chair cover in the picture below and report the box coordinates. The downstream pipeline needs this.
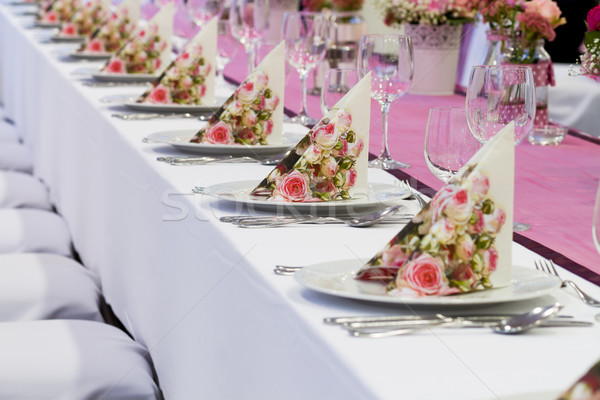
[0,171,51,210]
[0,209,71,256]
[0,253,102,322]
[0,320,162,399]
[0,119,18,143]
[0,143,32,173]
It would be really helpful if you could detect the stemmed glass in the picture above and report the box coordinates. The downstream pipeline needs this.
[216,20,239,89]
[424,107,482,183]
[187,0,223,27]
[229,0,270,75]
[594,180,600,255]
[320,68,359,117]
[282,11,330,127]
[358,34,414,170]
[466,64,536,231]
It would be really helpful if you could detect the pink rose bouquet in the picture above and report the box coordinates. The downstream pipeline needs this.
[571,5,600,81]
[38,0,81,24]
[78,9,136,53]
[356,165,506,296]
[376,0,477,26]
[137,43,212,105]
[251,108,365,202]
[101,22,167,74]
[60,0,108,37]
[191,69,280,145]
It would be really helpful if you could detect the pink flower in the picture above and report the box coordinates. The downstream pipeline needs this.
[342,168,357,190]
[86,38,104,52]
[381,244,409,267]
[347,138,364,158]
[61,23,76,35]
[516,11,556,41]
[263,119,274,136]
[398,253,449,296]
[181,75,193,89]
[275,171,310,202]
[319,157,339,178]
[587,5,600,32]
[335,109,352,129]
[455,234,475,261]
[303,144,323,164]
[237,128,257,144]
[204,121,233,145]
[481,247,499,272]
[148,84,171,104]
[467,208,484,234]
[465,171,489,203]
[254,70,269,89]
[44,11,58,22]
[524,0,564,28]
[241,110,258,126]
[483,208,506,234]
[313,122,340,150]
[432,185,472,225]
[106,58,124,73]
[236,81,257,104]
[430,218,456,244]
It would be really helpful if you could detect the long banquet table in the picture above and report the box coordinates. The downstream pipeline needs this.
[2,5,600,399]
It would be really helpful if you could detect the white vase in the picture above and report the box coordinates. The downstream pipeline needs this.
[404,23,462,96]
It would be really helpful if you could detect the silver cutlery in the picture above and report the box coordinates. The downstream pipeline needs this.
[535,259,600,307]
[157,156,259,165]
[82,81,152,88]
[401,180,428,208]
[273,265,303,275]
[113,112,207,121]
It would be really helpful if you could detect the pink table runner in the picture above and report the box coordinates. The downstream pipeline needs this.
[225,55,600,284]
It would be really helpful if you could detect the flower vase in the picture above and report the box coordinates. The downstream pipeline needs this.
[481,30,508,65]
[404,23,462,95]
[500,38,555,127]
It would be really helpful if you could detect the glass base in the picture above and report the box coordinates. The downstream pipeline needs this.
[513,221,531,232]
[307,87,321,96]
[369,157,410,170]
[288,114,319,128]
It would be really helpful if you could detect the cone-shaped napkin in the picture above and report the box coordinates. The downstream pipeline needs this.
[59,0,110,37]
[101,3,173,75]
[250,73,371,202]
[136,17,217,105]
[78,0,140,54]
[190,41,285,145]
[356,122,515,296]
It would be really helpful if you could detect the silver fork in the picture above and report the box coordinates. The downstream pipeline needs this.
[534,259,600,307]
[401,180,427,208]
[273,265,303,276]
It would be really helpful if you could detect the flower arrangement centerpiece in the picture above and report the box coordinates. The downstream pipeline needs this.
[302,0,364,12]
[60,0,109,37]
[571,5,600,82]
[355,122,515,298]
[37,0,81,25]
[190,69,280,144]
[102,22,167,74]
[375,0,477,26]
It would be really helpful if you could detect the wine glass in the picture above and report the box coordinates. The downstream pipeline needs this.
[358,34,413,170]
[282,11,330,127]
[216,19,239,89]
[466,64,536,232]
[320,68,359,117]
[229,0,270,76]
[187,0,223,27]
[424,107,482,183]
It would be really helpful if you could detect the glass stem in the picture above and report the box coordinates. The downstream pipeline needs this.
[300,72,309,117]
[379,101,392,160]
[247,46,256,75]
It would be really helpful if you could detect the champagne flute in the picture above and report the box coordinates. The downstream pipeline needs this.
[229,0,270,75]
[187,0,223,27]
[282,11,330,127]
[216,19,239,89]
[466,64,536,232]
[358,34,413,170]
[320,68,359,117]
[425,107,482,183]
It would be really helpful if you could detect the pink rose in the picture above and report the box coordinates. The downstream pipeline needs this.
[347,138,364,159]
[136,51,148,62]
[154,58,161,70]
[398,253,448,296]
[227,100,244,116]
[587,5,600,32]
[467,208,484,234]
[61,23,76,35]
[106,58,124,73]
[320,157,339,178]
[199,84,207,97]
[483,208,506,234]
[166,67,179,81]
[254,70,269,89]
[263,119,274,136]
[342,168,357,190]
[430,218,456,245]
[465,171,489,203]
[241,110,258,127]
[381,244,409,267]
[525,0,564,27]
[335,109,352,130]
[148,85,171,104]
[203,121,233,145]
[303,144,323,164]
[275,171,310,202]
[432,185,472,225]
[181,75,193,89]
[313,122,340,150]
[455,234,475,261]
[237,128,257,144]
[482,246,499,272]
[236,81,257,104]
[44,11,58,22]
[86,38,104,52]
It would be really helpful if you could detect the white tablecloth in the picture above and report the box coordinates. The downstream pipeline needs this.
[2,5,600,399]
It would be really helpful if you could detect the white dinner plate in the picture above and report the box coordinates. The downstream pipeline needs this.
[91,71,158,83]
[145,125,308,157]
[34,21,61,28]
[124,95,227,114]
[70,50,112,60]
[294,259,561,306]
[202,181,412,215]
[51,34,85,43]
